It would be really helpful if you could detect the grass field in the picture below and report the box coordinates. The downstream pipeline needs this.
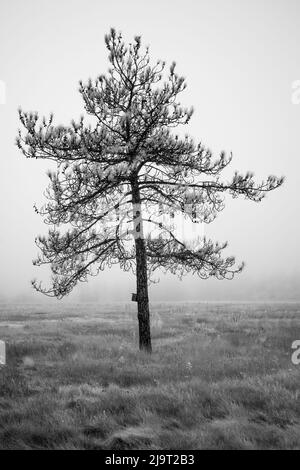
[0,301,299,450]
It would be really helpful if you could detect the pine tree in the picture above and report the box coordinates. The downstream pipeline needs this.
[16,29,283,352]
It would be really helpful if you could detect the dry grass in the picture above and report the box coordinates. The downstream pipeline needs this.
[0,301,299,449]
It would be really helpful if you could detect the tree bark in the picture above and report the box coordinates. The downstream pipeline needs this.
[131,180,152,353]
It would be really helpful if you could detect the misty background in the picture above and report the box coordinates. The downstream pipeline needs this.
[0,0,299,303]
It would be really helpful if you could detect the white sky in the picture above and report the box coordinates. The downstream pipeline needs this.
[0,0,299,302]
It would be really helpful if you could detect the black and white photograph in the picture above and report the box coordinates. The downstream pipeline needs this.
[0,0,299,454]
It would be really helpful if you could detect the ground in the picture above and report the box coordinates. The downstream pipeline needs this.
[0,301,299,450]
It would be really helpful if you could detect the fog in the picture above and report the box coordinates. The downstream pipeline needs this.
[0,0,299,303]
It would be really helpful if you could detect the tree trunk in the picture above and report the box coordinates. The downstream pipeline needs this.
[131,180,152,353]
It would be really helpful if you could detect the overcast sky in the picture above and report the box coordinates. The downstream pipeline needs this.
[0,0,299,302]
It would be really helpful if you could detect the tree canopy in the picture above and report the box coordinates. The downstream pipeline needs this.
[16,28,284,301]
